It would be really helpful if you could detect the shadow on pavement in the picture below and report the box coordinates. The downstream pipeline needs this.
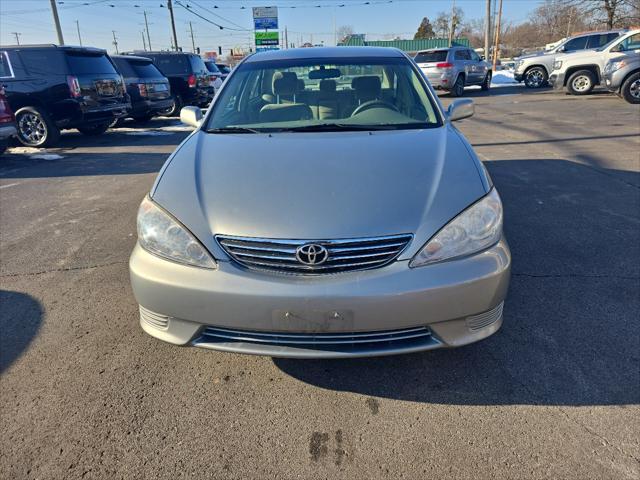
[274,159,640,406]
[0,290,43,373]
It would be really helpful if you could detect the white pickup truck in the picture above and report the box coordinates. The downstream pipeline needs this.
[549,29,640,95]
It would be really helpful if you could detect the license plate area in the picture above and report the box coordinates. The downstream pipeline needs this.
[95,80,117,96]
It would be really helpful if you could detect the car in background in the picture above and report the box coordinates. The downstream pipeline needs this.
[215,63,231,80]
[603,51,640,103]
[126,51,212,116]
[111,55,173,123]
[549,30,640,95]
[414,47,492,97]
[203,60,224,93]
[0,45,130,147]
[514,30,625,88]
[130,47,511,358]
[0,86,17,155]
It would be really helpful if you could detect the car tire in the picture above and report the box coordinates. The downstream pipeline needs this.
[77,122,110,136]
[132,114,154,123]
[620,72,640,104]
[567,70,596,95]
[523,66,547,88]
[159,95,182,117]
[481,71,492,91]
[449,75,465,97]
[15,106,61,148]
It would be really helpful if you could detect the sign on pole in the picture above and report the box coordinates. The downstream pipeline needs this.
[253,6,279,51]
[255,31,279,46]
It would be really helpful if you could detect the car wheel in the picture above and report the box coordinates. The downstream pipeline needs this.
[159,95,182,117]
[77,122,110,136]
[524,67,547,88]
[449,75,465,97]
[481,71,492,91]
[620,72,640,104]
[15,106,61,148]
[567,70,596,95]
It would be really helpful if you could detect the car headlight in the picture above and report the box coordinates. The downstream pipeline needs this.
[516,60,524,69]
[605,60,626,74]
[410,189,503,268]
[137,196,217,269]
[553,60,562,71]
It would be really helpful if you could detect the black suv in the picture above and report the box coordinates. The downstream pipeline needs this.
[125,51,212,116]
[111,55,172,122]
[0,44,130,147]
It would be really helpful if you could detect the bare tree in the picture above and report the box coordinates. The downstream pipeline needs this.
[561,0,639,29]
[336,25,354,43]
[433,7,465,40]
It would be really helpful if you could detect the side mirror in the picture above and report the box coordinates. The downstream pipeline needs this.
[480,55,486,60]
[557,46,566,53]
[180,106,203,128]
[447,99,474,122]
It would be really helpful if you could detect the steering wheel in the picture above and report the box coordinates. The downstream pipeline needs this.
[351,99,399,117]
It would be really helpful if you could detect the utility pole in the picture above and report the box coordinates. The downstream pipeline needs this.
[484,0,491,59]
[189,21,196,53]
[75,20,82,46]
[141,31,147,51]
[167,0,179,51]
[112,30,119,54]
[492,0,503,72]
[49,0,64,45]
[285,26,288,50]
[11,32,21,45]
[143,11,152,51]
[448,0,456,47]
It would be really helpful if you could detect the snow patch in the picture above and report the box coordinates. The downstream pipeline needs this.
[123,131,174,136]
[491,70,519,85]
[29,154,64,160]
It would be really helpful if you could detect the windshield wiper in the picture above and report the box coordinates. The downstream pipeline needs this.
[206,126,263,134]
[282,123,428,132]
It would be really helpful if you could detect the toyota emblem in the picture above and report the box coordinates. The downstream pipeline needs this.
[296,244,329,266]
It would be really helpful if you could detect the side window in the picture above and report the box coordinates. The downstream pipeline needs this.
[606,33,621,43]
[19,49,60,76]
[617,34,640,51]
[454,50,470,60]
[0,51,14,78]
[469,50,481,62]
[587,34,613,49]
[563,36,589,52]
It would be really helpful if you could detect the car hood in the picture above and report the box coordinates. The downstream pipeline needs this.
[516,50,551,60]
[151,126,488,261]
[555,48,602,63]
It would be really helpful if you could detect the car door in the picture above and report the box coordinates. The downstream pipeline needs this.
[453,49,471,85]
[468,49,486,84]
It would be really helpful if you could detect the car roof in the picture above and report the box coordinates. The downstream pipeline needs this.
[571,28,627,38]
[244,46,406,63]
[0,44,107,54]
[416,47,464,54]
[124,50,196,57]
[111,54,153,62]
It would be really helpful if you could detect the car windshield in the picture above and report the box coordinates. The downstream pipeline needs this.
[204,56,441,133]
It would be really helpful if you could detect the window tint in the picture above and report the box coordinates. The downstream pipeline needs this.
[216,64,231,74]
[455,50,470,60]
[0,52,13,78]
[189,55,207,73]
[205,61,221,73]
[616,33,640,51]
[587,34,614,49]
[20,49,64,75]
[152,55,189,75]
[414,51,448,63]
[469,50,481,61]
[129,60,164,78]
[112,57,135,76]
[563,36,589,51]
[66,52,117,74]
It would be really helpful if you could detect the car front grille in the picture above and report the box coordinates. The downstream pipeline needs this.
[216,234,413,275]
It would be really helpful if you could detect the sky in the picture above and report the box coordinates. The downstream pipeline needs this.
[1,0,544,54]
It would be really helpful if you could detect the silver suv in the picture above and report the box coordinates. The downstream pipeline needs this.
[514,30,625,88]
[414,47,491,97]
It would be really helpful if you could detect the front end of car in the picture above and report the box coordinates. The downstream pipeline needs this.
[603,58,631,92]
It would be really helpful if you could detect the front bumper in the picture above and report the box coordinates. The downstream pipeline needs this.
[129,98,174,117]
[514,72,524,82]
[0,123,17,141]
[129,238,511,358]
[548,72,565,90]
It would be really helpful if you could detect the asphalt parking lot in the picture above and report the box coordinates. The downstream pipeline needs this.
[1,86,639,479]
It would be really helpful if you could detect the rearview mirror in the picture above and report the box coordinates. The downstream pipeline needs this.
[180,106,203,128]
[447,99,474,122]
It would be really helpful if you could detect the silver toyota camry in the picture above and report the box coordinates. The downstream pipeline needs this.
[129,47,511,358]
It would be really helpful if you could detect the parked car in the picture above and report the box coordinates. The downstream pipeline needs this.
[549,30,640,95]
[215,63,231,80]
[514,30,625,88]
[125,51,212,116]
[203,60,224,93]
[129,47,511,358]
[603,51,640,103]
[0,45,130,147]
[414,46,492,97]
[0,86,17,155]
[111,55,173,123]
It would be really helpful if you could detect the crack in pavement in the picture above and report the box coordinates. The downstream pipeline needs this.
[0,260,127,278]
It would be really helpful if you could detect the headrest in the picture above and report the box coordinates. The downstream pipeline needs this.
[297,79,305,92]
[351,76,381,99]
[259,103,313,123]
[319,79,337,93]
[272,71,298,96]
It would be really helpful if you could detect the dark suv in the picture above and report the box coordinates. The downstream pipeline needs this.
[111,55,172,122]
[0,45,130,147]
[125,51,212,116]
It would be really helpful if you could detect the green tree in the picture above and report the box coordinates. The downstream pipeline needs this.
[414,17,435,39]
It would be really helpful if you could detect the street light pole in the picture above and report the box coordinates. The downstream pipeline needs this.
[49,0,65,45]
[144,10,152,51]
[484,0,491,59]
[167,0,179,51]
[75,20,82,46]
